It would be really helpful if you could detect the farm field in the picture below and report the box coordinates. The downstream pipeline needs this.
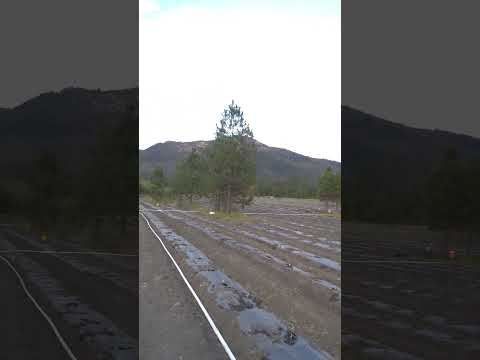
[0,220,139,359]
[140,196,340,360]
[194,196,338,214]
[342,222,480,359]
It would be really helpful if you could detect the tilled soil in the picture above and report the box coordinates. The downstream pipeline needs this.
[0,228,139,359]
[0,255,70,360]
[142,198,340,359]
[342,222,480,359]
[140,218,227,360]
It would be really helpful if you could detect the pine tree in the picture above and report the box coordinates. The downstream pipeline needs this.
[174,149,207,204]
[428,148,468,230]
[151,167,166,195]
[318,167,341,210]
[209,101,256,213]
[428,148,470,254]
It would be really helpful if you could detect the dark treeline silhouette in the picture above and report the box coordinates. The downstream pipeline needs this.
[256,177,318,198]
[343,106,480,224]
[142,169,327,200]
[140,141,340,185]
[428,148,480,254]
[0,87,138,251]
[342,113,480,357]
[343,106,480,255]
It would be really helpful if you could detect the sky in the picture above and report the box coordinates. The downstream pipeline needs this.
[343,1,480,140]
[140,0,341,161]
[0,1,138,108]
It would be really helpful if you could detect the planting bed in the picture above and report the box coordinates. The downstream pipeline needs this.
[141,196,340,359]
[342,222,480,359]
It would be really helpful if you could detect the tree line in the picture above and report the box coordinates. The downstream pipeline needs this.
[256,178,318,198]
[140,101,341,212]
[1,103,138,250]
[174,100,256,213]
[428,148,480,254]
[342,145,480,255]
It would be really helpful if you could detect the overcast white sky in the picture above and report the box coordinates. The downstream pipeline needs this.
[140,0,340,161]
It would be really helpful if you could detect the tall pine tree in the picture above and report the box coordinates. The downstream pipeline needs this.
[318,167,341,210]
[209,101,256,213]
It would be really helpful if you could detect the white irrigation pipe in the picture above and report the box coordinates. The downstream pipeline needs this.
[140,212,237,360]
[0,255,78,360]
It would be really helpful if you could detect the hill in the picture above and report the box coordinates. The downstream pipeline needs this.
[342,106,480,223]
[1,87,137,140]
[0,87,138,216]
[139,140,340,183]
[1,87,137,168]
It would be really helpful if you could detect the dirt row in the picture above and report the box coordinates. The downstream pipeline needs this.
[0,228,139,359]
[342,223,480,359]
[143,199,341,359]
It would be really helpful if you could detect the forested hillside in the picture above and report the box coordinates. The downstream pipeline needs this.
[342,106,480,225]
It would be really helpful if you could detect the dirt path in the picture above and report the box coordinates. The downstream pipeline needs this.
[0,256,70,360]
[140,216,227,360]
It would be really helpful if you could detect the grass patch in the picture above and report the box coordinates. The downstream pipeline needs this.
[175,201,203,211]
[316,209,341,219]
[196,207,252,223]
[332,211,341,219]
[140,194,174,207]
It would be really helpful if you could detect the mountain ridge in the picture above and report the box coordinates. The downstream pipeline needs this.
[139,139,340,182]
[0,87,138,184]
[342,105,480,223]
